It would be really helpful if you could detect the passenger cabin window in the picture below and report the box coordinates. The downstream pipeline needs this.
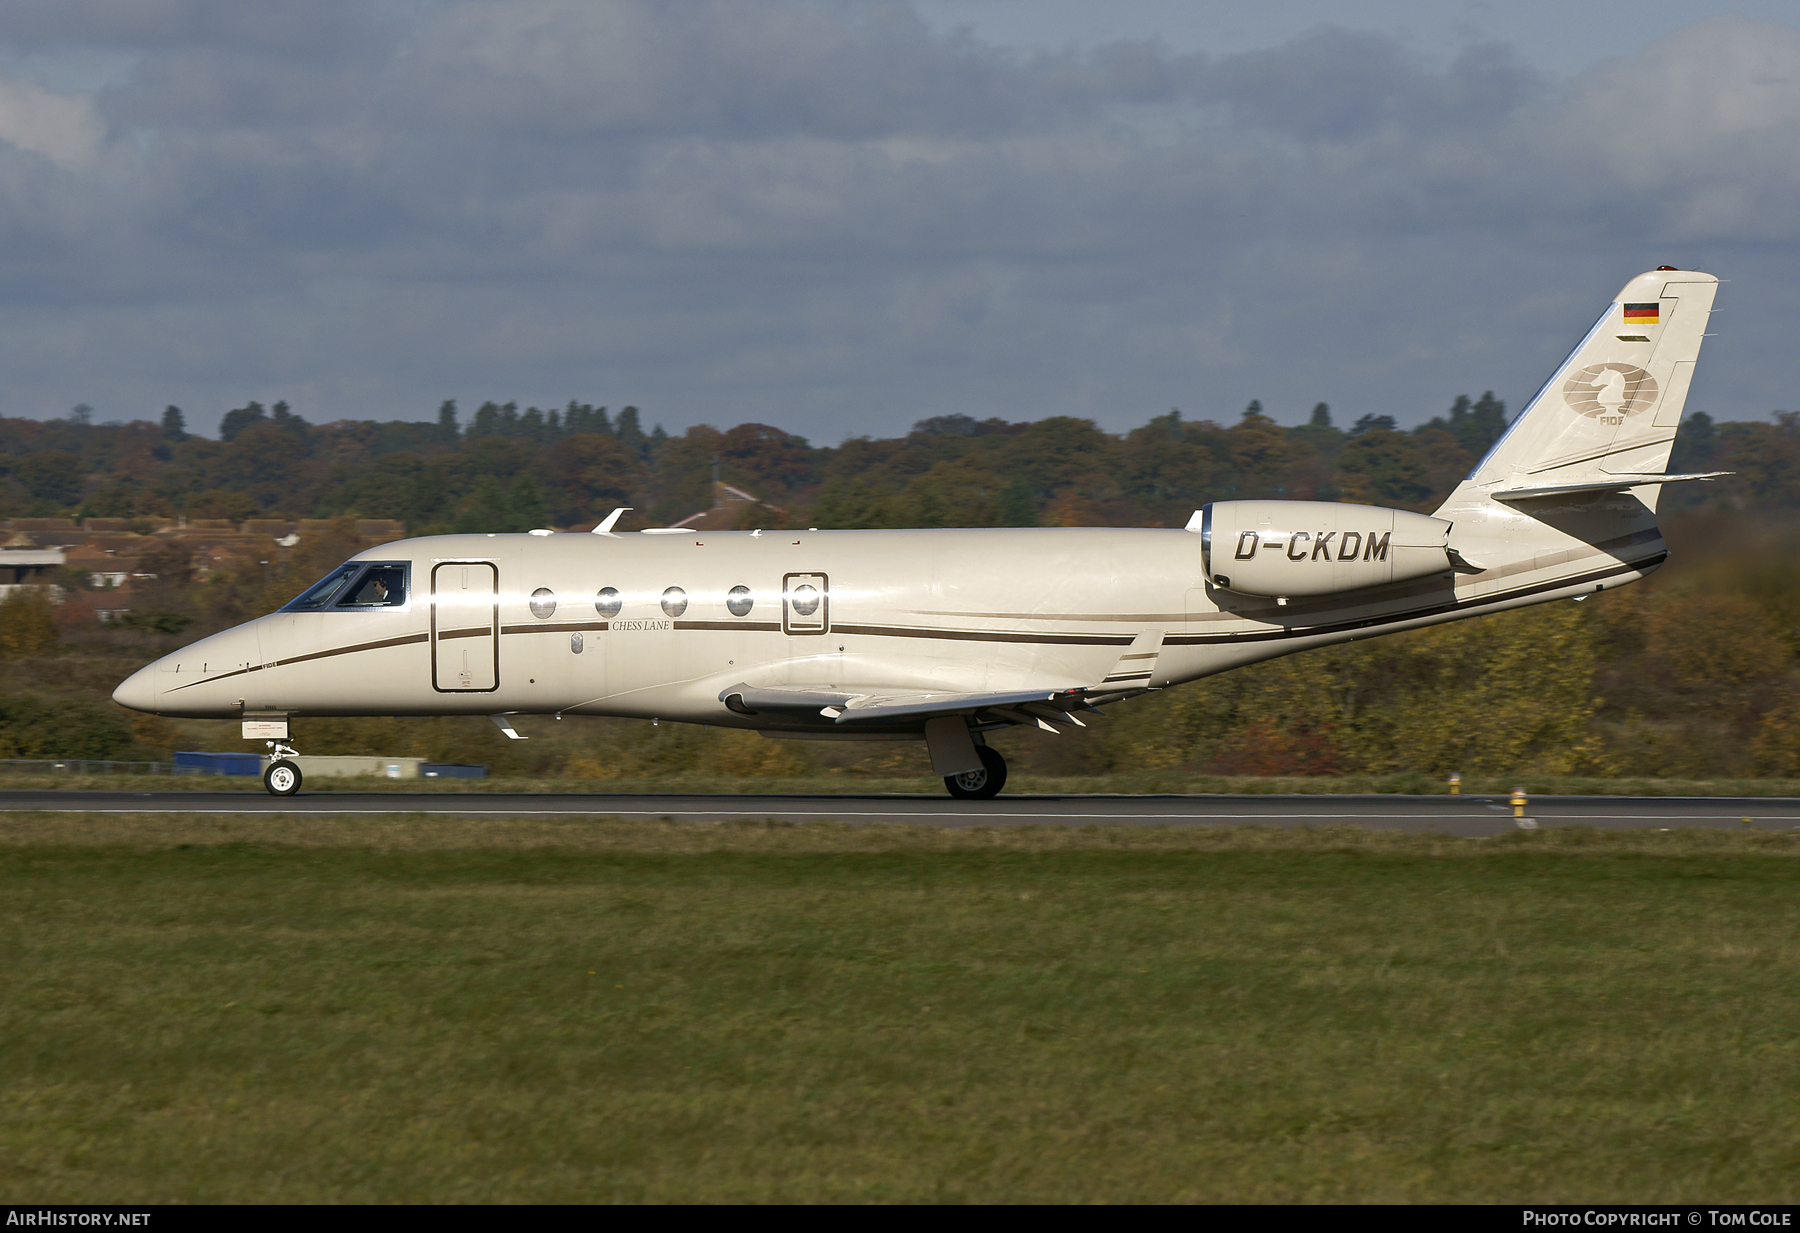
[726,585,753,617]
[595,587,622,618]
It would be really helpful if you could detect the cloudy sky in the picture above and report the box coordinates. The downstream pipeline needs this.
[0,1,1795,440]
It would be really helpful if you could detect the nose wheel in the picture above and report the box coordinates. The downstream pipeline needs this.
[264,760,302,796]
[944,745,1007,800]
[263,739,302,796]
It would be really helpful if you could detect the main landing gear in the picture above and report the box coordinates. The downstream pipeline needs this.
[944,745,1007,800]
[263,739,302,797]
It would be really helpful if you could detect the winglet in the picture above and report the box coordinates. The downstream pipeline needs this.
[593,507,631,534]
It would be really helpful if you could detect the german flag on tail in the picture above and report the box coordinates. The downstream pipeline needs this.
[1622,302,1660,326]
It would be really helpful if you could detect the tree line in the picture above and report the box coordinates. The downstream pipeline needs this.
[0,391,1784,533]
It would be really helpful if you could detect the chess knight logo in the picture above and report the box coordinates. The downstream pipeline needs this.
[1562,363,1658,425]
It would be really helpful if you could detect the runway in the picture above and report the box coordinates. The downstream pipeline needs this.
[2,790,1798,836]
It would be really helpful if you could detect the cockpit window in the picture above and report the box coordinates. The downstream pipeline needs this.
[338,564,408,608]
[281,562,409,612]
[283,564,362,611]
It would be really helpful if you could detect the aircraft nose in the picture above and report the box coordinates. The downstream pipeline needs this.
[112,664,159,713]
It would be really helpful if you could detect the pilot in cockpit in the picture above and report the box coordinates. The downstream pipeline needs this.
[343,566,406,607]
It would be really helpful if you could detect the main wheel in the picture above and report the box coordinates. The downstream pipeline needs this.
[944,746,1007,800]
[264,759,302,797]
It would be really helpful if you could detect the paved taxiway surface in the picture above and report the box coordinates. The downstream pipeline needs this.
[2,791,1798,837]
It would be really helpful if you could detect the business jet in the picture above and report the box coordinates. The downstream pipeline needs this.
[114,268,1723,798]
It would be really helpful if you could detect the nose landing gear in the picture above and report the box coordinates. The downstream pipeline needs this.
[943,745,1007,800]
[263,739,302,797]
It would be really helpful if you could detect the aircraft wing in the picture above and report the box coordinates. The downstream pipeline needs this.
[721,682,1094,728]
[831,687,1085,724]
[718,630,1166,730]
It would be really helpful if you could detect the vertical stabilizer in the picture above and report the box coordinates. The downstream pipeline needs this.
[1440,270,1718,508]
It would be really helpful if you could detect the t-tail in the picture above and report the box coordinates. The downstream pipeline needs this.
[1431,268,1723,596]
[1440,268,1721,506]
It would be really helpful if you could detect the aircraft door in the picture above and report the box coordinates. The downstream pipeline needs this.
[431,562,499,692]
[783,572,829,635]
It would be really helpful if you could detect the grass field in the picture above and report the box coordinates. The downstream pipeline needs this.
[2,815,1797,1203]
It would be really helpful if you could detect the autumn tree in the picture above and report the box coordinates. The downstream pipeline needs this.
[0,588,58,657]
[1335,427,1432,507]
[541,432,643,525]
[717,423,816,501]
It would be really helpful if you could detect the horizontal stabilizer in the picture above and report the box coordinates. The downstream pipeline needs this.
[1490,471,1731,502]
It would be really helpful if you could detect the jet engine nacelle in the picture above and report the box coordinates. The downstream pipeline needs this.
[1200,500,1454,598]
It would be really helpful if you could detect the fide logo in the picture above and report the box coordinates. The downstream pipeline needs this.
[1562,362,1658,425]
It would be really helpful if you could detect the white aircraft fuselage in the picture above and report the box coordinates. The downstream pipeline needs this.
[112,268,1720,796]
[112,506,1660,725]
